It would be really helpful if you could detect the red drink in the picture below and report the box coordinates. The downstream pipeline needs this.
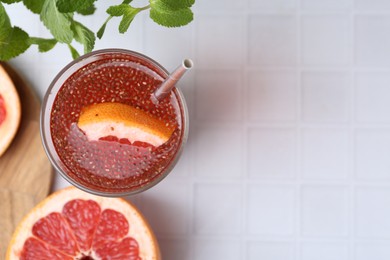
[41,49,188,196]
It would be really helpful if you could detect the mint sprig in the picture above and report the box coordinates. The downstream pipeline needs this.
[0,0,195,61]
[98,0,194,38]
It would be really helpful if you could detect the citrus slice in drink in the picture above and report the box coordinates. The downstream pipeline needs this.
[77,102,175,147]
[0,65,21,157]
[6,186,160,260]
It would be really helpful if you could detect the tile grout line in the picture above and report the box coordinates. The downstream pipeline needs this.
[189,5,199,258]
[296,0,303,259]
[350,3,357,259]
[242,0,250,258]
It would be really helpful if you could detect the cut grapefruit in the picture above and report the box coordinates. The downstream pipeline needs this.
[77,102,175,147]
[0,64,21,157]
[6,186,160,260]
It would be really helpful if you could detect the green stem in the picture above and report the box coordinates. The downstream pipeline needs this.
[103,15,113,26]
[138,4,151,11]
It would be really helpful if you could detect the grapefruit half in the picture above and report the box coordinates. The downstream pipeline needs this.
[78,102,175,147]
[6,186,160,260]
[0,64,21,157]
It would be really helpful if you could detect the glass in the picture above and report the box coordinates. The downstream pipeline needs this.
[41,49,189,197]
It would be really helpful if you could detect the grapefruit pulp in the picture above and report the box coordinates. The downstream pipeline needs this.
[6,187,160,260]
[0,64,21,157]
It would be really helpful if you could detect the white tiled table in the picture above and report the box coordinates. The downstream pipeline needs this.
[7,0,390,259]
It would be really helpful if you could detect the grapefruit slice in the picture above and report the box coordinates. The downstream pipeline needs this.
[6,186,160,260]
[77,102,174,147]
[0,64,21,157]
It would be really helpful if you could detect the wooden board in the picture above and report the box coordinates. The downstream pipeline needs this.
[0,63,53,258]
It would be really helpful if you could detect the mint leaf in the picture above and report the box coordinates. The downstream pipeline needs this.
[0,0,22,4]
[97,16,112,39]
[23,0,45,14]
[106,4,128,16]
[0,2,11,33]
[71,21,95,53]
[0,27,30,61]
[40,0,73,43]
[67,44,79,59]
[77,4,96,16]
[150,2,193,27]
[119,9,139,33]
[29,37,57,52]
[107,4,140,34]
[152,0,194,10]
[57,0,95,13]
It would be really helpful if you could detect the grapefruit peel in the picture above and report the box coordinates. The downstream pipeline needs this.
[77,102,174,147]
[0,64,21,157]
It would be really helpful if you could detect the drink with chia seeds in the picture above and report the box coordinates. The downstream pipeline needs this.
[41,49,188,196]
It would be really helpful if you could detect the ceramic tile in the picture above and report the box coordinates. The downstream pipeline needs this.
[248,15,297,66]
[247,70,297,122]
[180,72,196,121]
[302,71,350,123]
[194,183,242,235]
[194,126,243,179]
[301,15,350,65]
[192,239,242,260]
[247,241,295,260]
[247,184,296,236]
[158,239,191,260]
[196,15,244,69]
[140,181,190,235]
[355,242,390,260]
[302,128,349,180]
[248,128,297,179]
[301,241,349,260]
[356,71,390,123]
[195,0,244,12]
[301,186,349,237]
[248,0,296,11]
[356,129,390,181]
[194,69,242,121]
[143,22,193,72]
[356,187,390,238]
[356,0,390,11]
[355,15,390,66]
[301,0,352,11]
